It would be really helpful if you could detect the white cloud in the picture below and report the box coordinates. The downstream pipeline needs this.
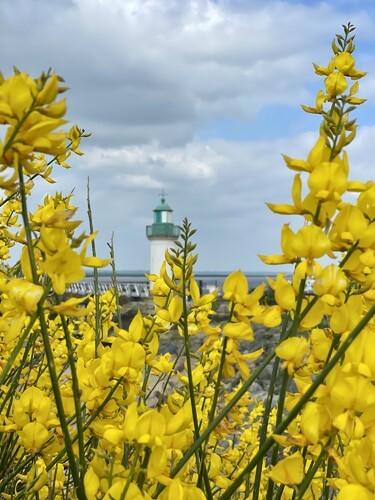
[346,124,375,179]
[115,174,162,189]
[2,0,374,147]
[45,120,370,272]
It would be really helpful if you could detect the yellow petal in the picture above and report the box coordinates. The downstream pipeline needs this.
[282,154,311,172]
[258,254,294,265]
[82,256,111,268]
[300,402,320,444]
[147,445,168,478]
[337,485,373,500]
[223,321,253,341]
[325,71,348,96]
[269,452,304,485]
[84,467,100,500]
[292,174,302,209]
[266,203,302,215]
[168,295,183,323]
[223,270,248,301]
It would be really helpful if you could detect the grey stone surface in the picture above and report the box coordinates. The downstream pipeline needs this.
[119,298,285,404]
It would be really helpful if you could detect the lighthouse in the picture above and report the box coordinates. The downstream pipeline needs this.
[146,192,180,276]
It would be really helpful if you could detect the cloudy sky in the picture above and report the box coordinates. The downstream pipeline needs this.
[1,0,375,272]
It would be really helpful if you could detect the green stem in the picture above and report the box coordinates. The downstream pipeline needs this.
[197,328,230,488]
[265,370,290,500]
[141,309,162,346]
[208,335,228,421]
[108,232,122,329]
[312,200,323,227]
[140,364,152,404]
[121,445,141,500]
[340,240,359,268]
[322,452,335,499]
[207,302,235,426]
[294,438,331,500]
[252,313,290,499]
[59,312,87,476]
[179,222,212,498]
[274,484,285,500]
[328,99,345,160]
[252,361,278,499]
[265,279,305,498]
[87,177,101,356]
[288,277,307,337]
[181,234,201,444]
[137,447,151,491]
[18,165,85,500]
[197,337,228,487]
[324,333,340,365]
[0,435,19,480]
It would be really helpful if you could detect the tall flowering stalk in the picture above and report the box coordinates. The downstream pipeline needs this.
[0,23,374,500]
[242,22,375,499]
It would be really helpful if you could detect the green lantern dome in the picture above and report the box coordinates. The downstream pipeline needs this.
[153,197,173,219]
[146,192,180,239]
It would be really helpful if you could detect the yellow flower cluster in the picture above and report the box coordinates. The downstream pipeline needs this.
[251,23,375,500]
[0,22,374,500]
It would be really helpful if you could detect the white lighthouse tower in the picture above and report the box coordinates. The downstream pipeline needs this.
[146,192,180,276]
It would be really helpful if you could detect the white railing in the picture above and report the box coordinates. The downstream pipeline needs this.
[66,281,150,297]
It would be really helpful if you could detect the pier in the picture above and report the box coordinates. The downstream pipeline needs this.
[66,271,288,297]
